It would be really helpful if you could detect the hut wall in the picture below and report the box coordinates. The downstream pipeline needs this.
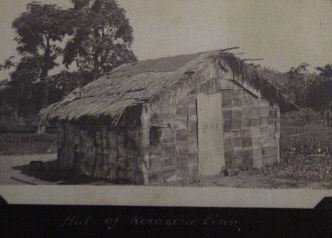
[147,75,280,184]
[148,93,199,184]
[220,79,280,170]
[147,77,224,184]
[57,108,144,184]
[58,121,77,171]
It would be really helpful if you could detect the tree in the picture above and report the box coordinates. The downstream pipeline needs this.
[306,79,332,112]
[63,0,137,80]
[316,64,332,79]
[0,56,15,72]
[288,63,310,77]
[0,0,137,129]
[286,63,311,106]
[11,2,73,108]
[306,64,332,113]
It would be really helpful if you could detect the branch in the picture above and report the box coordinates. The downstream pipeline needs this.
[220,46,240,52]
[243,58,264,61]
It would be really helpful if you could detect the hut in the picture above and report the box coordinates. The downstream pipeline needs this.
[40,49,298,185]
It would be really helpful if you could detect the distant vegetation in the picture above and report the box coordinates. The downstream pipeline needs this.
[0,0,136,130]
[259,63,332,126]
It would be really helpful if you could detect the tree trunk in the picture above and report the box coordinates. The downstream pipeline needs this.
[38,37,51,134]
[92,50,100,81]
[42,83,49,108]
[0,95,5,120]
[91,26,102,80]
[13,104,19,121]
[40,38,51,109]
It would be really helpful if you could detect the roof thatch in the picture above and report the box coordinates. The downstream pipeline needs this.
[40,49,298,123]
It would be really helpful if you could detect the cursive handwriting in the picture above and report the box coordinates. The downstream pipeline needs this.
[61,214,94,227]
[60,213,240,231]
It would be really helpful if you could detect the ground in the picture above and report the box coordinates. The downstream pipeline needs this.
[1,153,331,188]
[0,133,56,156]
[0,123,332,188]
[0,154,57,185]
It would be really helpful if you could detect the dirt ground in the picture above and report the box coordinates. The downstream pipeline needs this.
[0,154,58,185]
[1,123,331,188]
[1,153,331,189]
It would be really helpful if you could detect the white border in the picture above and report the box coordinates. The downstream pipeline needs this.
[1,185,332,208]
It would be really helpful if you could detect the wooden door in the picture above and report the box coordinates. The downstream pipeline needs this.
[197,93,225,176]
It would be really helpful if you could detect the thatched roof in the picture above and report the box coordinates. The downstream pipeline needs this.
[40,49,298,123]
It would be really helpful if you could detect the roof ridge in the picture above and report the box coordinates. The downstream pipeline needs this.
[40,49,298,122]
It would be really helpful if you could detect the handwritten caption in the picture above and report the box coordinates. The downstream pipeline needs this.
[60,213,241,231]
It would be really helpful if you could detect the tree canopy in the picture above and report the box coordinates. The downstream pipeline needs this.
[0,0,137,122]
[10,2,74,108]
[317,64,332,79]
[63,0,137,79]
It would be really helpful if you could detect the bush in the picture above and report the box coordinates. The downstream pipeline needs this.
[280,123,332,157]
[281,108,322,126]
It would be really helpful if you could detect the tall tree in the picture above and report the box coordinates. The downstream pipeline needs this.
[306,64,332,113]
[63,0,137,80]
[317,64,332,79]
[12,2,73,108]
[285,63,311,106]
[288,63,310,77]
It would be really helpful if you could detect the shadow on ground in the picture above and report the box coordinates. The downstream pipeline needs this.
[11,157,332,188]
[12,160,110,185]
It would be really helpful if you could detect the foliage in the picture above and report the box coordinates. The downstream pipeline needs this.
[287,63,310,78]
[257,67,288,88]
[306,79,332,112]
[47,71,94,104]
[281,108,322,126]
[284,63,311,106]
[12,2,73,81]
[260,123,332,185]
[0,0,137,121]
[317,64,332,79]
[63,0,137,79]
[0,56,15,71]
[302,64,332,114]
[258,64,329,110]
[8,2,74,110]
[265,153,332,183]
[13,2,72,56]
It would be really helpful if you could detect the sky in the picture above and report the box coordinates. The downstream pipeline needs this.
[0,0,332,80]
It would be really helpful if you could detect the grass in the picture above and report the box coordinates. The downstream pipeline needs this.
[280,123,332,154]
[0,133,57,156]
[264,122,332,188]
[264,155,332,184]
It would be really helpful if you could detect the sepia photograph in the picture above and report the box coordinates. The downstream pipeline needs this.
[1,0,332,207]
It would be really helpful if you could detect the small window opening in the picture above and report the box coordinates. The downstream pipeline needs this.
[149,126,162,146]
